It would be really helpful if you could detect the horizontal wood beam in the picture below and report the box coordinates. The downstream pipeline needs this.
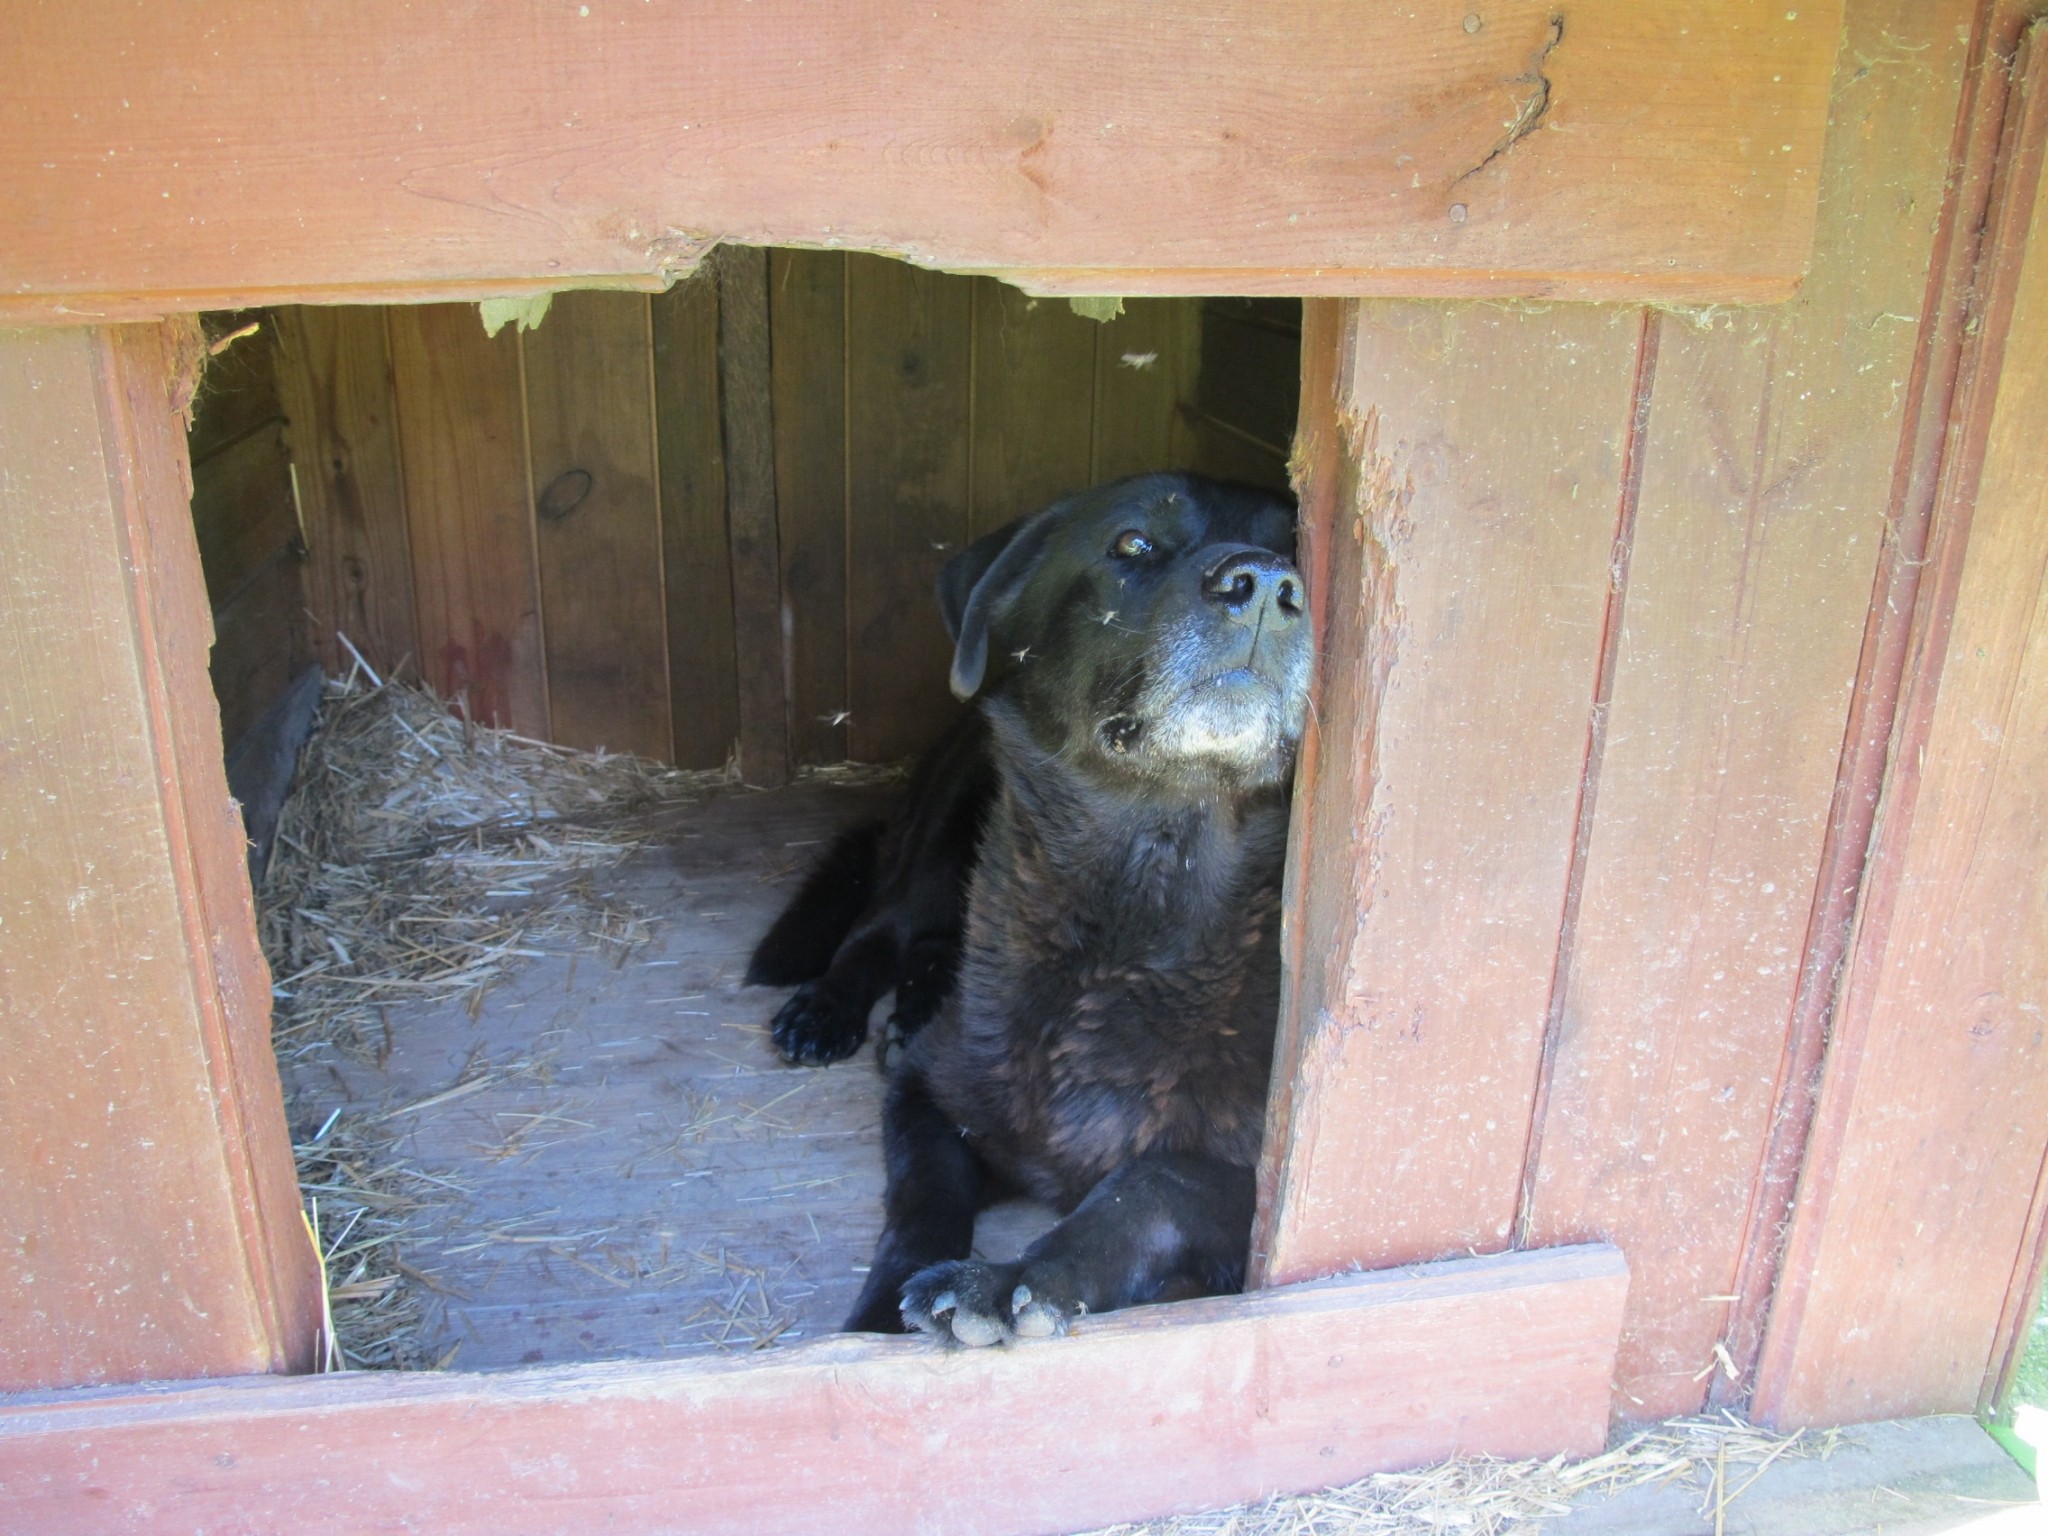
[0,1245,1627,1536]
[2,2,1839,321]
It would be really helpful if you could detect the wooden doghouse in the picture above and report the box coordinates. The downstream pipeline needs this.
[4,2,2048,1531]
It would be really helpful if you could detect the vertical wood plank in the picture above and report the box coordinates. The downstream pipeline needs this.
[1190,299,1300,492]
[1252,298,1354,1281]
[522,291,671,761]
[1519,0,1979,1420]
[770,249,850,768]
[0,323,317,1391]
[1710,0,2029,1410]
[844,252,972,763]
[716,246,790,785]
[652,273,740,771]
[968,278,1096,537]
[387,303,548,735]
[1090,299,1202,484]
[1251,301,1643,1286]
[1753,19,2048,1427]
[273,305,419,682]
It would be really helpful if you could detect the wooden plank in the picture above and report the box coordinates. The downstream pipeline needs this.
[1,2,1839,318]
[1090,299,1202,484]
[1251,297,1352,1282]
[387,303,548,735]
[271,305,420,681]
[187,419,296,611]
[968,278,1096,536]
[844,253,971,763]
[207,550,308,752]
[1517,0,1980,1421]
[716,246,790,785]
[1188,301,1300,491]
[522,291,672,761]
[770,249,849,768]
[1250,301,1644,1285]
[1752,19,2048,1428]
[0,323,317,1392]
[1709,0,2032,1411]
[91,322,322,1374]
[652,273,741,770]
[0,1246,1628,1536]
[1194,300,1302,462]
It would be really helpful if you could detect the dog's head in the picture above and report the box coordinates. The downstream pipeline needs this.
[938,472,1312,794]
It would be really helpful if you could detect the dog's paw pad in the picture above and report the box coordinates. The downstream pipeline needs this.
[770,983,868,1066]
[901,1260,1015,1347]
[1010,1281,1083,1340]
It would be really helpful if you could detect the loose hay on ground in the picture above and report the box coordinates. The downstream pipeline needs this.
[260,674,728,1063]
[1080,1415,1841,1536]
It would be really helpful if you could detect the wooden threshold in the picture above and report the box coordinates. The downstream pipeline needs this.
[0,1245,1626,1536]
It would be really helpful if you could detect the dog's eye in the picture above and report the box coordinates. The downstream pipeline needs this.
[1110,530,1154,560]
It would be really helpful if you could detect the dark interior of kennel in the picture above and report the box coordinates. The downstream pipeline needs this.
[194,255,1299,775]
[187,255,1302,1366]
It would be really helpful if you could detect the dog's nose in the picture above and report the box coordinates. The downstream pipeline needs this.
[1201,548,1303,626]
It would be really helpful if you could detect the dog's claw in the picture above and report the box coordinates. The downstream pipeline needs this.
[770,982,868,1066]
[901,1259,1017,1347]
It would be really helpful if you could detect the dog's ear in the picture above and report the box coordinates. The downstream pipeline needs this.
[936,520,1021,644]
[937,509,1058,700]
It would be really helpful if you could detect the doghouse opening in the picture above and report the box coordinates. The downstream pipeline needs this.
[187,254,1302,1369]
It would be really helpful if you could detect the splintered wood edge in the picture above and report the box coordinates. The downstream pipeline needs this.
[1,1243,1627,1536]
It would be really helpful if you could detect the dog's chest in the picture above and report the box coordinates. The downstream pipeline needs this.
[934,850,1282,1206]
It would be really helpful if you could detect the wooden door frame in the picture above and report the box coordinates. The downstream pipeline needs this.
[0,305,1632,1532]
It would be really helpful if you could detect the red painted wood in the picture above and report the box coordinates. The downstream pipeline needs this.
[0,1246,1626,1536]
[1752,18,2048,1427]
[1517,0,1981,1420]
[2,3,1838,320]
[0,322,318,1391]
[1253,299,1643,1283]
[1711,0,2033,1411]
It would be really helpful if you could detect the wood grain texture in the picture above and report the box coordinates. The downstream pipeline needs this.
[0,1246,1627,1536]
[1190,300,1301,492]
[1,2,1838,319]
[844,252,972,763]
[207,550,309,753]
[272,305,420,682]
[523,291,672,761]
[715,247,791,785]
[1252,302,1642,1286]
[770,250,851,768]
[94,322,322,1379]
[1709,0,2031,1411]
[652,273,741,770]
[1090,300,1202,485]
[187,422,294,612]
[0,324,316,1392]
[968,278,1096,537]
[1518,0,1980,1421]
[1250,298,1352,1285]
[1752,19,2048,1427]
[387,304,549,735]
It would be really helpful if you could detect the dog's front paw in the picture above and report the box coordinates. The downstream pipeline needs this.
[770,981,869,1066]
[900,1259,1019,1348]
[1009,1262,1088,1339]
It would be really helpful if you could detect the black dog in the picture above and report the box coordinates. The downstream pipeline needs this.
[747,471,1311,1343]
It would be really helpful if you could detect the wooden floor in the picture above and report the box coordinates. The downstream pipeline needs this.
[283,777,1050,1371]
